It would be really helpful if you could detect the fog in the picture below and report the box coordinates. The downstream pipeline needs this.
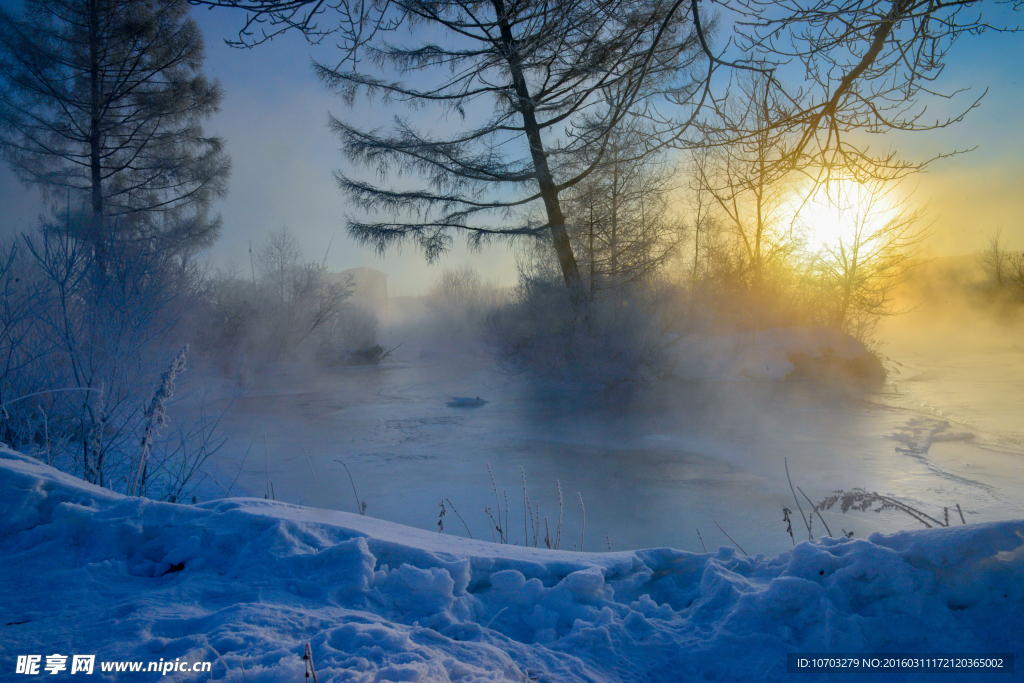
[4,0,1024,676]
[1,0,1022,556]
[167,256,1024,558]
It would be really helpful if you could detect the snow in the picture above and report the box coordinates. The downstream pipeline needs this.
[2,447,1021,682]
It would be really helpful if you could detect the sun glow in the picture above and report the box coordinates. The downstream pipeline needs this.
[786,177,904,253]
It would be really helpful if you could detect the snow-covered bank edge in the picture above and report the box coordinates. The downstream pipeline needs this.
[1,448,1021,682]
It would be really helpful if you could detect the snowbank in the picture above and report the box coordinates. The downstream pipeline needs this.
[671,327,886,384]
[1,448,1020,682]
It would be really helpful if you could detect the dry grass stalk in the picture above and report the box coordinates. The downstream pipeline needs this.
[303,642,318,682]
[445,497,473,538]
[334,459,367,514]
[816,489,950,529]
[714,520,748,556]
[129,345,188,497]
[578,492,585,552]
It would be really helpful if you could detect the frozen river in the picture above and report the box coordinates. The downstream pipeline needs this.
[201,317,1024,558]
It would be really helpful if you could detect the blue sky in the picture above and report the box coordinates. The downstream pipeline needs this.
[1,2,1022,293]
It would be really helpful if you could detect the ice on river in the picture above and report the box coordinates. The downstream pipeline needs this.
[193,323,1024,558]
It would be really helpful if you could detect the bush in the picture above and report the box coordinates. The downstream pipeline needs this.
[198,266,356,366]
[977,231,1024,304]
[487,264,677,387]
[196,228,379,370]
[415,266,505,357]
[0,231,219,500]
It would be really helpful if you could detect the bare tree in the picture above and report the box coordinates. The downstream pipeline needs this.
[683,147,722,285]
[978,229,1024,301]
[198,0,706,299]
[0,0,230,264]
[562,123,684,291]
[690,77,805,296]
[203,229,356,363]
[255,225,303,302]
[696,0,1013,179]
[807,176,927,333]
[979,230,1009,290]
[196,0,1016,295]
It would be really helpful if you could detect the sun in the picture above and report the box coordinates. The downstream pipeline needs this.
[785,178,902,252]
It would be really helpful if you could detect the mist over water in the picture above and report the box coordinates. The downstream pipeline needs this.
[195,288,1024,557]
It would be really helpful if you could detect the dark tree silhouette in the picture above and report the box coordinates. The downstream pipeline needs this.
[0,0,231,264]
[197,0,1017,293]
[313,0,704,297]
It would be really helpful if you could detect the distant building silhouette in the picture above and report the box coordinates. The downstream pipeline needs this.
[329,267,388,313]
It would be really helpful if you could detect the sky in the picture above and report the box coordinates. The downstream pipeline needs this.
[1,2,1022,294]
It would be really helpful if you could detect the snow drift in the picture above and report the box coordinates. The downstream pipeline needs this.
[1,447,1020,682]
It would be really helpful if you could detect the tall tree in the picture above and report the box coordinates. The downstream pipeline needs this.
[808,177,926,332]
[0,0,230,264]
[199,0,1016,294]
[562,123,683,291]
[311,0,703,299]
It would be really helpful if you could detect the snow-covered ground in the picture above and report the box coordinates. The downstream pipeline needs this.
[2,448,1021,682]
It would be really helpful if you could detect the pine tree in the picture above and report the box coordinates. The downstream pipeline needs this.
[0,0,230,264]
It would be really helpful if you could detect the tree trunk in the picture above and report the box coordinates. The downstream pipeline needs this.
[88,0,105,271]
[491,0,582,299]
[610,156,619,279]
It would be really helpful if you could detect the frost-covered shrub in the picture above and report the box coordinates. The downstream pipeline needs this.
[198,228,381,368]
[0,232,218,500]
[319,303,380,353]
[199,264,372,367]
[423,266,505,353]
[487,268,676,387]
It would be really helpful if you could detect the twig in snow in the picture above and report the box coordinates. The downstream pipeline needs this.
[521,466,529,546]
[578,492,586,552]
[485,606,508,629]
[263,432,270,499]
[486,463,504,543]
[785,458,811,539]
[334,460,367,514]
[445,498,473,538]
[303,642,318,683]
[555,480,563,549]
[696,527,707,553]
[782,507,795,546]
[714,520,748,556]
[226,431,259,497]
[798,486,833,537]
